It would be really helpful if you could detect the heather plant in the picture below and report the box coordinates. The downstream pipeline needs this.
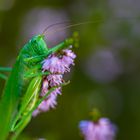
[79,109,117,140]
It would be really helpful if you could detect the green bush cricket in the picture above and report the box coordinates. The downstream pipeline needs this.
[0,23,78,140]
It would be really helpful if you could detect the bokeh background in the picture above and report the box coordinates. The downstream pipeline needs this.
[0,0,140,139]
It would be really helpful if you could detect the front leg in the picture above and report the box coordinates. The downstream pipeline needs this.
[48,38,74,54]
[23,64,50,79]
[48,32,79,54]
[24,71,50,78]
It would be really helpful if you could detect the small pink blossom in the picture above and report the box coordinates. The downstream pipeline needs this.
[42,49,76,74]
[79,118,117,140]
[38,94,57,111]
[63,49,76,59]
[60,49,76,72]
[47,74,63,87]
[61,56,74,72]
[32,109,40,117]
[51,87,62,95]
[33,93,58,116]
[42,56,65,73]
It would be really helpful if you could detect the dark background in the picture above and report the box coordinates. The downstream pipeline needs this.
[0,0,140,139]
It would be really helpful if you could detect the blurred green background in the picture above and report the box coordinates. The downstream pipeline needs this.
[0,0,140,139]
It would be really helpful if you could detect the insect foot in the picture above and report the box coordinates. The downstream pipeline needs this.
[33,47,76,116]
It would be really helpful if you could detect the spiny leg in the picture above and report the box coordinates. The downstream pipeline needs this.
[24,54,47,63]
[48,38,74,54]
[24,64,50,79]
[10,76,42,131]
[48,32,79,53]
[11,79,70,136]
[24,71,50,78]
[12,86,59,132]
[14,66,49,129]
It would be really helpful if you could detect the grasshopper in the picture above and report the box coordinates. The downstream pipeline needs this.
[0,28,78,139]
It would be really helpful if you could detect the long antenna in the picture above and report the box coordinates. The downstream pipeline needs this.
[42,19,104,36]
[42,17,140,36]
[42,21,71,35]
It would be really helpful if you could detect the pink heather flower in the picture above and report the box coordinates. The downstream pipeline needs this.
[60,49,76,72]
[39,94,57,111]
[63,49,76,59]
[47,74,63,87]
[41,75,62,95]
[79,118,117,140]
[33,48,76,116]
[42,56,65,73]
[32,109,40,117]
[41,75,62,96]
[32,93,58,116]
[33,81,62,116]
[51,87,62,95]
[42,49,76,74]
[61,56,73,72]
